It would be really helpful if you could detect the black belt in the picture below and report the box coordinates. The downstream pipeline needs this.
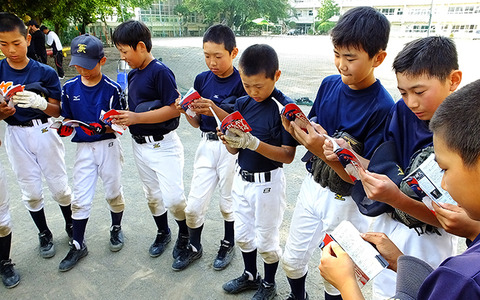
[202,131,219,141]
[240,169,271,183]
[10,118,49,127]
[132,134,164,144]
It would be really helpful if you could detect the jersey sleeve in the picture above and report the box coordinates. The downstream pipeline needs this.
[156,66,178,106]
[60,85,73,119]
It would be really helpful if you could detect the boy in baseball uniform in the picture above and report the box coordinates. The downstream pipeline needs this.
[111,20,188,262]
[320,79,480,299]
[57,34,126,272]
[281,7,394,300]
[219,44,297,300]
[0,12,73,260]
[173,24,246,271]
[326,36,461,299]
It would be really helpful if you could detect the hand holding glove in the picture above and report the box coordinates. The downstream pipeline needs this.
[80,123,106,136]
[11,91,48,110]
[57,124,74,137]
[224,128,260,151]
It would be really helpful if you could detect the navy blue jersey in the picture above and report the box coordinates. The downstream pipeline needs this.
[384,99,432,170]
[418,234,480,299]
[0,59,61,124]
[194,68,246,132]
[235,88,297,172]
[127,59,179,136]
[61,74,125,143]
[308,75,394,159]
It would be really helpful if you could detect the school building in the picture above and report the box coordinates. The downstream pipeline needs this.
[289,0,480,38]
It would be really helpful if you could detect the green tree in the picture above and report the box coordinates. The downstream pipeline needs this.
[2,0,154,35]
[317,0,340,23]
[178,0,291,34]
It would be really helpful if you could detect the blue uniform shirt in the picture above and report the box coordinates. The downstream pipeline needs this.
[308,75,394,159]
[417,233,480,299]
[127,59,179,136]
[61,74,125,143]
[0,59,61,124]
[384,99,433,170]
[194,68,246,132]
[235,88,297,173]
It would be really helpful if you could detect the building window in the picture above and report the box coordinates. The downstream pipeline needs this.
[308,10,313,16]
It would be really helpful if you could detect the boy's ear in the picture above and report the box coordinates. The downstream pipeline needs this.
[448,70,462,92]
[136,41,147,52]
[26,33,32,47]
[99,56,107,66]
[274,70,282,82]
[372,50,387,68]
[231,47,239,59]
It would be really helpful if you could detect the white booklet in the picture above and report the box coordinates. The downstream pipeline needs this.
[322,220,388,288]
[404,153,457,210]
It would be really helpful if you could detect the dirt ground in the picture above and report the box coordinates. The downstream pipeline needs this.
[1,35,474,299]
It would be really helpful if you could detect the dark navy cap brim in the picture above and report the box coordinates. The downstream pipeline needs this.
[69,56,99,70]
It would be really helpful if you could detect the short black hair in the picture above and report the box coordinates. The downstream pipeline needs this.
[430,79,480,167]
[203,24,236,53]
[39,25,48,32]
[331,6,390,58]
[26,20,39,28]
[0,12,28,37]
[393,36,458,81]
[112,20,152,52]
[239,44,278,80]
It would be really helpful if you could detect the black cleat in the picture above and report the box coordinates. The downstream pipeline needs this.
[0,259,20,289]
[172,233,189,259]
[252,280,276,300]
[171,245,202,271]
[59,244,88,272]
[213,240,234,271]
[38,230,55,258]
[222,271,261,294]
[109,225,124,252]
[149,230,171,258]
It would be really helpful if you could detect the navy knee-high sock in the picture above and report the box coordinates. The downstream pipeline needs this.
[153,212,169,233]
[0,232,12,261]
[72,218,88,248]
[223,221,234,244]
[287,273,307,300]
[29,208,49,233]
[242,249,257,278]
[188,225,203,250]
[264,261,279,284]
[110,211,123,226]
[59,204,72,225]
[176,219,188,236]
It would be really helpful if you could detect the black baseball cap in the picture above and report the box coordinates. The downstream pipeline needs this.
[69,34,105,70]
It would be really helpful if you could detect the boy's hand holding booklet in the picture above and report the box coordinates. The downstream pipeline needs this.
[178,87,201,118]
[100,109,127,135]
[0,84,24,107]
[323,134,365,182]
[209,108,257,150]
[404,153,457,211]
[281,103,310,132]
[321,220,389,288]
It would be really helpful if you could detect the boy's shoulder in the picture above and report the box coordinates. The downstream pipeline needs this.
[64,74,122,92]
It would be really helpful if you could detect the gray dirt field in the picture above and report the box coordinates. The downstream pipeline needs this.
[0,35,475,299]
